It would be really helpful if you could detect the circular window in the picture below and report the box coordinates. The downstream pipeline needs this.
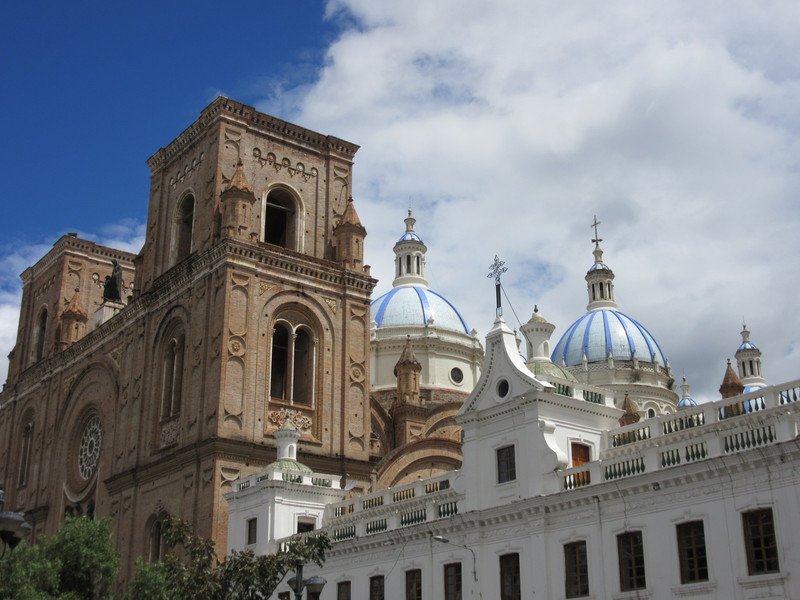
[497,379,510,398]
[78,415,102,480]
[450,367,464,384]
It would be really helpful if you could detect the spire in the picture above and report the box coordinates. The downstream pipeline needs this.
[719,358,745,399]
[392,208,428,287]
[62,288,88,321]
[395,336,422,405]
[585,217,617,311]
[226,158,251,193]
[618,393,641,426]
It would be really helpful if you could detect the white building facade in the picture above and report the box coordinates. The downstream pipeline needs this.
[228,311,800,599]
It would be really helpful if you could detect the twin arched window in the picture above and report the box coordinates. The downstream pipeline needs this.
[270,322,315,406]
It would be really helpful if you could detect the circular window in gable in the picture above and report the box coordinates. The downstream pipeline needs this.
[450,367,464,385]
[497,378,510,399]
[78,415,102,480]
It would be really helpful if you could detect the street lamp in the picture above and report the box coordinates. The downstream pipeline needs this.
[287,558,327,600]
[432,535,478,583]
[0,512,31,561]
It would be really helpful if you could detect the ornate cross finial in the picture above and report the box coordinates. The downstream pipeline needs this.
[487,255,507,317]
[487,255,507,284]
[591,215,602,246]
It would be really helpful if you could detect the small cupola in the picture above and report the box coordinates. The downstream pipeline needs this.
[735,324,766,392]
[392,209,428,287]
[677,377,698,408]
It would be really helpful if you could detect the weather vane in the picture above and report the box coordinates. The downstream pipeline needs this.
[591,215,602,246]
[487,255,507,317]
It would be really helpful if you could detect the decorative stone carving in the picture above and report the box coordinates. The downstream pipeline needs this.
[324,298,338,314]
[160,418,180,448]
[268,408,312,432]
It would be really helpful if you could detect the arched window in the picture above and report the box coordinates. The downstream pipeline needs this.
[18,419,34,487]
[269,320,316,407]
[416,255,420,274]
[34,307,48,362]
[161,334,185,419]
[149,516,167,562]
[264,189,297,249]
[173,194,195,265]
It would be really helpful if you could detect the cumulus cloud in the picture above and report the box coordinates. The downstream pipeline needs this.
[259,0,800,402]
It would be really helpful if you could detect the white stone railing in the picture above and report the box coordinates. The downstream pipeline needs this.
[550,380,800,494]
[319,472,462,542]
[235,467,341,491]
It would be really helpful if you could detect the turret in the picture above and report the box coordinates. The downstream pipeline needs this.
[332,197,368,271]
[57,288,88,351]
[735,324,766,392]
[220,158,257,241]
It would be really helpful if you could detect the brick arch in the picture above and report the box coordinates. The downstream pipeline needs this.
[374,438,462,489]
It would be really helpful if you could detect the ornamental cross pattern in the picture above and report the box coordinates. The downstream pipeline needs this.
[487,255,507,284]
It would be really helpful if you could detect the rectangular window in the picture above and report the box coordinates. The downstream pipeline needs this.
[676,521,708,584]
[444,563,462,600]
[278,593,290,600]
[617,531,646,591]
[246,518,257,545]
[500,553,521,600]
[564,541,589,597]
[370,575,385,600]
[405,569,422,600]
[297,519,315,534]
[337,581,351,600]
[743,508,780,575]
[496,445,516,484]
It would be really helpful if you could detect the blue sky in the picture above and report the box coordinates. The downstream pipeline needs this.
[2,1,799,402]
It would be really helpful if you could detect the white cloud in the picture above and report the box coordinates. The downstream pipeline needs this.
[277,0,800,402]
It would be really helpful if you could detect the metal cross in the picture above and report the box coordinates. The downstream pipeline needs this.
[487,255,507,284]
[591,215,603,245]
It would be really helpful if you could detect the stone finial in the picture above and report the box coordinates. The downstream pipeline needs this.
[226,158,251,193]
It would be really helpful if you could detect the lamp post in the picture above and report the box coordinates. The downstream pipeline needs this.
[433,535,478,584]
[287,558,327,600]
[0,489,32,562]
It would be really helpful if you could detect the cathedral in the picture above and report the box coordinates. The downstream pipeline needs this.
[2,96,787,596]
[0,97,480,578]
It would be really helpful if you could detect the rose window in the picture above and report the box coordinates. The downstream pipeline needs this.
[78,415,102,480]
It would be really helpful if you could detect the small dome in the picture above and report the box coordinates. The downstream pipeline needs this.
[587,262,611,273]
[527,360,579,382]
[551,309,668,368]
[397,231,423,243]
[269,458,312,473]
[372,286,470,334]
[738,341,759,351]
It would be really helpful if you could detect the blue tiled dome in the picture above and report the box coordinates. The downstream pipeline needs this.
[551,309,668,368]
[371,286,470,334]
[677,396,698,408]
[738,341,759,351]
[397,232,423,243]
